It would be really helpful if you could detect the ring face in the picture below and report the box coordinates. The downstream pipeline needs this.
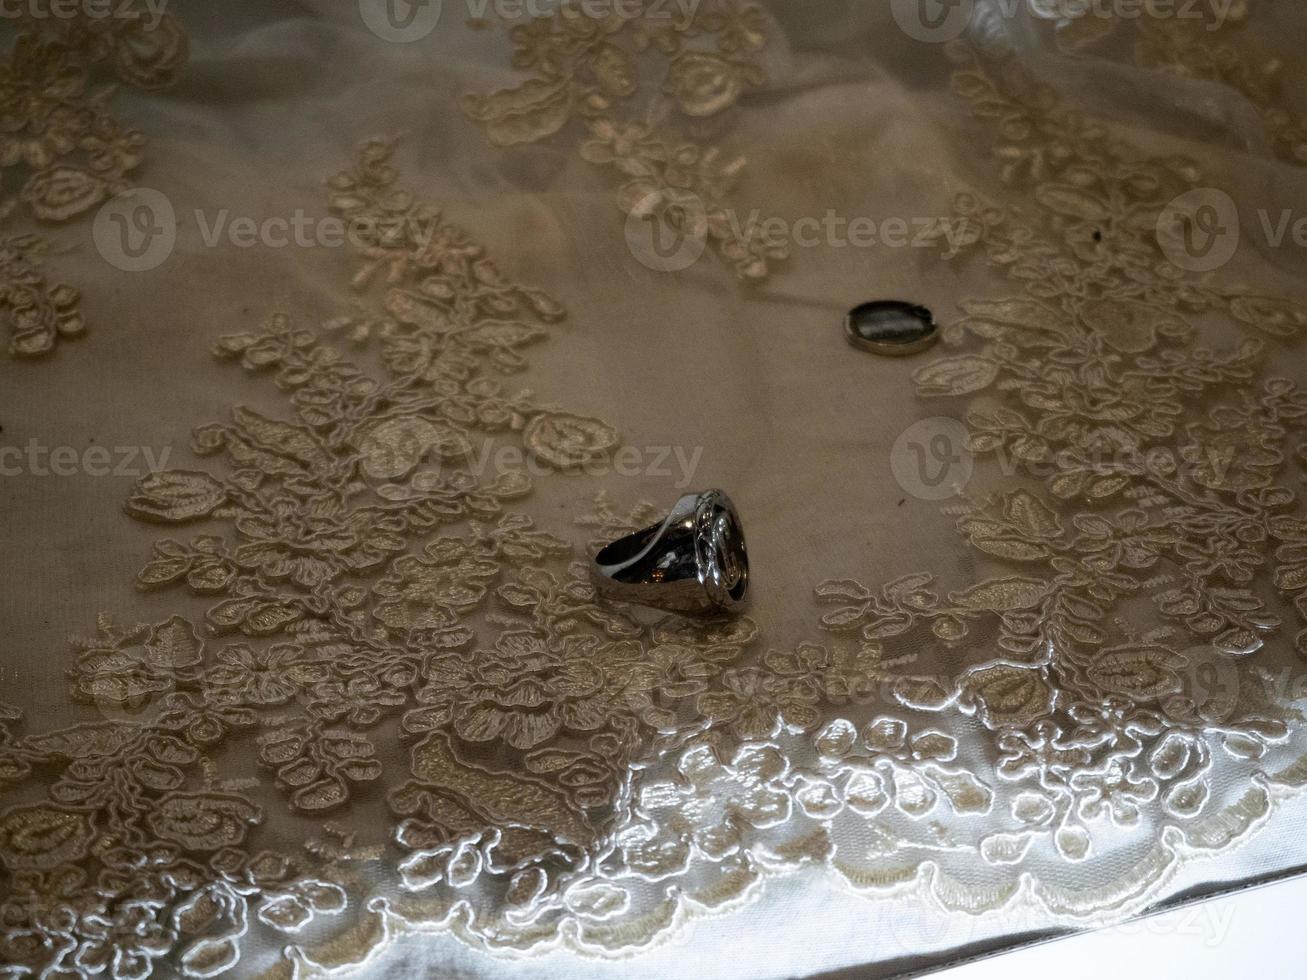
[591,489,749,617]
[844,300,939,356]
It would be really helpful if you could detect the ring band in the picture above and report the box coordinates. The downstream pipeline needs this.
[590,489,749,617]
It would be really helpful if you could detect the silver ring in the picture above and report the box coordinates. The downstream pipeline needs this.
[590,489,749,617]
[844,300,939,356]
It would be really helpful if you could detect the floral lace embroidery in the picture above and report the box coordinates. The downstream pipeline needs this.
[1134,4,1307,165]
[0,5,185,356]
[0,139,632,977]
[461,0,787,280]
[8,34,1307,980]
[345,44,1307,961]
[1029,0,1307,165]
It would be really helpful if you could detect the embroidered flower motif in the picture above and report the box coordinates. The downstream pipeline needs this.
[414,631,614,750]
[372,546,501,630]
[996,721,1093,783]
[231,496,407,589]
[618,642,740,729]
[579,119,663,169]
[1072,757,1160,826]
[664,52,747,117]
[0,14,183,357]
[695,662,823,741]
[308,675,406,727]
[462,2,780,279]
[206,644,328,706]
[624,743,793,872]
[522,411,619,470]
[9,42,1307,968]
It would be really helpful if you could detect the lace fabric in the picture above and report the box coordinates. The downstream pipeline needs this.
[3,2,1307,977]
[0,2,184,355]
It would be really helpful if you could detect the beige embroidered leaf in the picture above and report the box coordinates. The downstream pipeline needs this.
[460,78,574,147]
[891,676,954,711]
[108,12,190,88]
[524,412,618,469]
[0,804,95,871]
[664,52,746,117]
[146,615,203,671]
[594,43,637,97]
[127,470,228,523]
[356,415,472,479]
[22,165,107,221]
[913,355,1000,396]
[1034,183,1107,221]
[231,406,332,469]
[891,768,937,816]
[1086,645,1184,701]
[1079,298,1187,354]
[819,604,874,630]
[980,831,1034,864]
[460,319,547,351]
[862,717,907,752]
[1214,626,1262,657]
[815,580,874,602]
[207,597,301,636]
[1164,778,1209,818]
[1055,825,1092,862]
[932,769,993,814]
[813,719,857,758]
[147,793,262,850]
[1270,516,1307,541]
[844,771,889,816]
[24,721,138,758]
[963,665,1054,728]
[959,298,1073,344]
[949,577,1048,612]
[1275,564,1307,591]
[0,756,28,786]
[1230,295,1307,338]
[1005,490,1062,538]
[404,732,591,844]
[970,538,1051,562]
[180,937,241,977]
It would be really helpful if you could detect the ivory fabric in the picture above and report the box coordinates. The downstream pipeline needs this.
[4,1,1307,977]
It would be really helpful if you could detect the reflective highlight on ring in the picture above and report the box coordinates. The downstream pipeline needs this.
[591,489,749,616]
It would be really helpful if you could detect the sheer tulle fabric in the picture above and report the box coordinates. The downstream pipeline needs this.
[3,2,1307,977]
